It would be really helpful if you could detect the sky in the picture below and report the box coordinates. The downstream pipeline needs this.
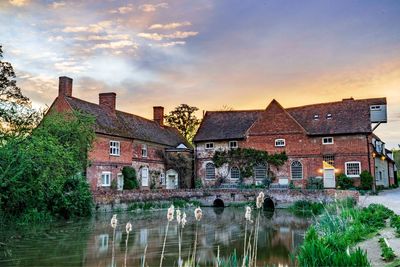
[0,0,399,148]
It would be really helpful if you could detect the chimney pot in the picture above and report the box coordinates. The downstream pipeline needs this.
[153,106,164,125]
[99,93,116,114]
[58,76,73,97]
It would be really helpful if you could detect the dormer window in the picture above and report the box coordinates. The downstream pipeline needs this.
[110,141,120,156]
[275,139,286,147]
[322,137,334,145]
[326,113,332,119]
[229,141,238,149]
[205,143,214,150]
[141,144,148,158]
[313,114,319,120]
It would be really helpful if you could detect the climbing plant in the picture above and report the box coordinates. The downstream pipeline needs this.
[212,148,287,180]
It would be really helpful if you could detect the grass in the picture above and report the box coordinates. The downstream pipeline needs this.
[296,199,394,267]
[288,200,324,216]
[379,238,396,262]
[390,214,400,236]
[127,199,202,212]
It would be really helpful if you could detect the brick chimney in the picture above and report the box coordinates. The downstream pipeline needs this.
[153,106,164,126]
[99,93,116,114]
[58,76,73,97]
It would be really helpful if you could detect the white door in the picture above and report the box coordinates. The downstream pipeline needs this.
[141,167,149,187]
[323,168,335,188]
[117,174,124,191]
[166,175,177,189]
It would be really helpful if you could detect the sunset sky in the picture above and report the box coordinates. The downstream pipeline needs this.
[1,0,399,148]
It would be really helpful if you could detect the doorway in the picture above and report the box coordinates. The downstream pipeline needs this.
[323,168,335,188]
[166,169,178,189]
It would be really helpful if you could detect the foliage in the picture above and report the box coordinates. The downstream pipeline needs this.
[127,199,201,211]
[122,166,139,189]
[0,111,95,220]
[379,238,396,261]
[360,170,373,190]
[212,148,287,180]
[337,174,354,189]
[390,214,400,236]
[164,104,200,142]
[194,178,203,188]
[289,200,324,216]
[306,177,323,189]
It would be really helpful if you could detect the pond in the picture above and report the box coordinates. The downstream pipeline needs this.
[0,208,310,267]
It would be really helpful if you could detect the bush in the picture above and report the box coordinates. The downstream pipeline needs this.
[337,174,353,189]
[290,200,324,216]
[195,178,203,188]
[360,171,373,190]
[306,177,323,189]
[122,166,139,189]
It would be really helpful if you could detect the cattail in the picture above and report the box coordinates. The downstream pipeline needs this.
[181,212,187,228]
[245,206,253,222]
[176,209,182,225]
[194,207,203,221]
[111,214,118,229]
[256,192,265,209]
[167,205,175,222]
[126,222,132,234]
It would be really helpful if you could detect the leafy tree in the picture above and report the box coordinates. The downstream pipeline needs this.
[122,166,139,189]
[164,104,200,142]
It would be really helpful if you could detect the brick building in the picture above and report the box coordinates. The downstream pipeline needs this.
[194,98,396,188]
[49,76,192,191]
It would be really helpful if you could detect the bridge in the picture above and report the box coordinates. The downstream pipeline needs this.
[93,188,359,212]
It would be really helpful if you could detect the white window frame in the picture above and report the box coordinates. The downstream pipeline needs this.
[254,165,267,180]
[205,162,216,180]
[229,141,238,149]
[275,139,286,147]
[101,171,111,187]
[205,142,214,150]
[141,144,148,158]
[117,173,124,190]
[322,137,334,145]
[290,161,303,180]
[230,167,240,180]
[109,141,120,156]
[160,172,165,185]
[345,161,361,177]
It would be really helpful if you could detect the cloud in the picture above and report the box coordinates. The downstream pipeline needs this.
[149,22,192,30]
[50,1,65,9]
[110,4,134,14]
[54,61,88,74]
[62,20,113,33]
[48,35,64,42]
[91,40,138,50]
[74,34,131,41]
[155,41,186,47]
[139,3,168,12]
[137,31,198,41]
[9,0,28,6]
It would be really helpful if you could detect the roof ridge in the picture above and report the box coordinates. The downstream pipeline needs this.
[206,109,264,113]
[286,97,386,110]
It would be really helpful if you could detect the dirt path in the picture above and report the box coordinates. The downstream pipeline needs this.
[359,188,400,215]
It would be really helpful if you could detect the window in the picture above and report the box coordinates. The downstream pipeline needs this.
[291,161,303,180]
[254,165,267,180]
[370,105,381,111]
[326,113,332,119]
[109,141,120,156]
[229,141,238,149]
[205,163,215,179]
[322,137,334,145]
[101,172,111,186]
[160,173,165,185]
[141,167,149,186]
[345,162,361,177]
[205,143,214,150]
[141,144,147,158]
[230,167,240,180]
[323,155,335,166]
[313,114,319,120]
[275,139,286,147]
[98,234,109,252]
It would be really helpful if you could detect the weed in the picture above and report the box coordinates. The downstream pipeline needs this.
[379,238,396,261]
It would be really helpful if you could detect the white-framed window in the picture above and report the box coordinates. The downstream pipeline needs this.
[101,171,111,186]
[205,143,214,150]
[313,114,319,120]
[275,139,286,147]
[205,162,215,179]
[229,141,238,149]
[291,161,303,180]
[326,113,332,119]
[98,234,109,252]
[230,167,240,180]
[322,137,334,145]
[117,173,124,190]
[160,173,165,185]
[141,144,148,158]
[345,161,361,177]
[109,141,120,156]
[370,105,382,111]
[254,165,267,180]
[141,167,149,186]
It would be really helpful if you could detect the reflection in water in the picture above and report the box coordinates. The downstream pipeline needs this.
[0,208,310,267]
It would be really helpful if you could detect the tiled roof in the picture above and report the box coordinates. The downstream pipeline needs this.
[193,98,386,142]
[65,97,189,147]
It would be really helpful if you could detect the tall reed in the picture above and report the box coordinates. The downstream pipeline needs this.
[124,222,132,267]
[160,205,174,267]
[110,214,117,267]
[192,207,203,266]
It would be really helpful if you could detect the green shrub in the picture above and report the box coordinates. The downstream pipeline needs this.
[337,174,354,189]
[390,215,400,236]
[195,178,203,189]
[306,177,323,189]
[360,171,373,190]
[290,200,324,216]
[122,166,139,189]
[379,238,396,261]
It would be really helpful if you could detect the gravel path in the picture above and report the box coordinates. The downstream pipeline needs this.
[359,188,400,215]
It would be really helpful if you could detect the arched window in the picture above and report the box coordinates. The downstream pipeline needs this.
[230,167,240,180]
[205,163,215,179]
[254,165,267,180]
[291,161,303,180]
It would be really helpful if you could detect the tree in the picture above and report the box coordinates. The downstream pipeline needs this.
[0,45,41,138]
[164,104,200,142]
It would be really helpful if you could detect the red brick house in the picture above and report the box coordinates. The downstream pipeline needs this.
[194,97,395,188]
[49,76,192,191]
